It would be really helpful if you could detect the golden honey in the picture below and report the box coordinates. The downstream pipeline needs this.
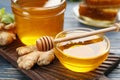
[54,29,110,72]
[11,0,66,45]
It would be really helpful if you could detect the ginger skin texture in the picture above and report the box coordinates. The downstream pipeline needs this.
[0,22,16,45]
[0,31,16,45]
[37,49,55,66]
[16,45,55,70]
[17,51,41,70]
[16,45,37,56]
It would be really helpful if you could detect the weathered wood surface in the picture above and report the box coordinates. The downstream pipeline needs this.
[0,38,120,80]
[0,0,120,80]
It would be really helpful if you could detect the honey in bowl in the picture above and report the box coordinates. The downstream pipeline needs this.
[54,29,110,72]
[11,0,66,45]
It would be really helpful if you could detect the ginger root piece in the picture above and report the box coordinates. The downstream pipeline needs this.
[16,45,37,56]
[0,22,16,46]
[4,22,15,30]
[0,8,16,46]
[0,31,16,45]
[0,23,5,30]
[37,49,55,66]
[0,22,16,31]
[16,45,55,70]
[17,51,41,70]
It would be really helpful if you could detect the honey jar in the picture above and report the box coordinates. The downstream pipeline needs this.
[11,0,66,45]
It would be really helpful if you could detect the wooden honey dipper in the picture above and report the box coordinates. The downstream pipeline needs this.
[36,23,120,51]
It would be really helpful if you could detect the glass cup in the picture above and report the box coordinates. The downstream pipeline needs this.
[11,0,66,45]
[79,2,119,27]
[54,28,110,72]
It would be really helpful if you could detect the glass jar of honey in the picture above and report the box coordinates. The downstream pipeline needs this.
[54,28,110,72]
[11,0,66,45]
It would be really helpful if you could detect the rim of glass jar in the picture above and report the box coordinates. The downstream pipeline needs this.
[11,0,66,10]
[55,28,110,59]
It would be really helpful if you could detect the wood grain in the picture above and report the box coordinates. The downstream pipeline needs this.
[0,39,120,80]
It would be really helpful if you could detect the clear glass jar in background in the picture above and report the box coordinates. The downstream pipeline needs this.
[54,28,110,72]
[11,0,66,45]
[79,1,119,27]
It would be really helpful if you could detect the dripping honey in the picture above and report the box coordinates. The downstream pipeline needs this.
[11,0,66,45]
[54,29,110,72]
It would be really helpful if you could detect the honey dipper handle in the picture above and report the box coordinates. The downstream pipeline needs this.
[54,23,120,43]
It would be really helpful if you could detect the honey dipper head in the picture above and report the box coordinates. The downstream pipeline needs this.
[36,36,54,51]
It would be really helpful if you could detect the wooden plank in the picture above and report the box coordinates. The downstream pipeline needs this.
[0,39,120,80]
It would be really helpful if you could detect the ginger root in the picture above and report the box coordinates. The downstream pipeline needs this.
[0,31,16,45]
[16,45,55,70]
[0,22,16,46]
[37,49,55,66]
[17,51,41,70]
[0,8,16,46]
[16,45,37,56]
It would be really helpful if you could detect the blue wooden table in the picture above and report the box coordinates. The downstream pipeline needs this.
[0,0,120,80]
